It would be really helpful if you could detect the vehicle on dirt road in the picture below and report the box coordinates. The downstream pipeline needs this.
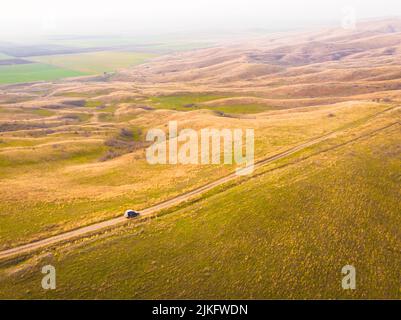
[124,210,140,218]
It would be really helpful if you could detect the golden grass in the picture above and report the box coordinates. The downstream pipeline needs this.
[0,98,390,249]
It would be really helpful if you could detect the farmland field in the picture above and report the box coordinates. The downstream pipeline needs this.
[0,63,86,84]
[29,51,158,74]
[44,34,215,52]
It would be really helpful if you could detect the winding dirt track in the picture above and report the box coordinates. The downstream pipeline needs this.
[0,118,399,261]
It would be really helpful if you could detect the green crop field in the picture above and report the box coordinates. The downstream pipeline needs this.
[0,63,86,84]
[29,51,158,74]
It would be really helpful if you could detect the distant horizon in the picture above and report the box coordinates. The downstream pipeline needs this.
[2,0,401,40]
[2,16,401,46]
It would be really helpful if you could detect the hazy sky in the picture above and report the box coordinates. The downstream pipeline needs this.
[1,0,401,39]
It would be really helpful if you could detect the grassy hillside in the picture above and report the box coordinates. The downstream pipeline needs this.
[0,101,389,249]
[0,110,399,299]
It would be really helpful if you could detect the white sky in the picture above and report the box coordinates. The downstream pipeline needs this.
[1,0,401,39]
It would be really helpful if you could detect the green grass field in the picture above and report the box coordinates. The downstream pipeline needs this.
[148,94,229,111]
[0,63,86,84]
[1,114,399,299]
[29,51,157,74]
[147,95,281,114]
